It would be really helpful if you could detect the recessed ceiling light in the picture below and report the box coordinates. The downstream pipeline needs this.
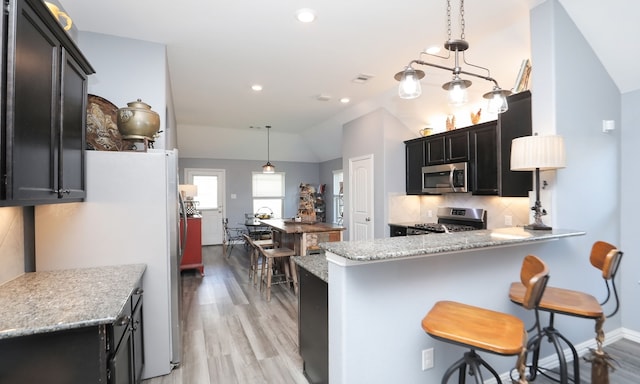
[340,98,350,104]
[296,8,316,23]
[251,84,263,91]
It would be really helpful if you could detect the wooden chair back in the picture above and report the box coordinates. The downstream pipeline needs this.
[590,240,623,280]
[519,254,550,310]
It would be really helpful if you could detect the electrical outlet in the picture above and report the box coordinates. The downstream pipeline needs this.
[504,215,512,226]
[428,210,433,218]
[422,348,434,370]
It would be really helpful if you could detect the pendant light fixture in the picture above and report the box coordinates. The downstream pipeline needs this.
[262,125,275,174]
[394,0,511,113]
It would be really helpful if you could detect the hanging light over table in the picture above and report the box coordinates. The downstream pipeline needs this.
[394,0,511,113]
[262,125,275,174]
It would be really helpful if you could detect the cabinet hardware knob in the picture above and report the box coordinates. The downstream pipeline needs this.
[116,315,131,326]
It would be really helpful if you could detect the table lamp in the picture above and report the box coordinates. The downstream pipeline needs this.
[510,134,566,230]
[178,184,198,200]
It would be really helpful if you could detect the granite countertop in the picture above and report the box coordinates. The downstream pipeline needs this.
[260,219,345,234]
[293,253,328,283]
[0,264,146,339]
[321,227,586,263]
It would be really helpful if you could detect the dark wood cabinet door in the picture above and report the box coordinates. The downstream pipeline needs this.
[405,140,425,194]
[109,326,134,384]
[59,49,88,199]
[132,299,144,384]
[446,130,470,163]
[9,0,59,201]
[425,136,445,165]
[470,124,499,195]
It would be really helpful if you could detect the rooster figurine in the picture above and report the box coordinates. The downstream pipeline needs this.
[470,108,482,124]
[446,115,456,131]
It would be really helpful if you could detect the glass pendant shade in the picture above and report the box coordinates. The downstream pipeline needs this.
[398,68,422,99]
[484,88,510,114]
[262,162,275,174]
[444,77,469,106]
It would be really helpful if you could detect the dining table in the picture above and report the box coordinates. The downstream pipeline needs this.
[259,219,346,256]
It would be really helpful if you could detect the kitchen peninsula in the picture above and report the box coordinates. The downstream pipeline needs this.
[259,219,345,256]
[309,227,585,384]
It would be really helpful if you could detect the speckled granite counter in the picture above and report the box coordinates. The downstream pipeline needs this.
[0,264,146,339]
[321,227,586,264]
[293,253,328,282]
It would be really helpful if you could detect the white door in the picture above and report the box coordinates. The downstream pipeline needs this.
[349,155,374,241]
[185,168,225,245]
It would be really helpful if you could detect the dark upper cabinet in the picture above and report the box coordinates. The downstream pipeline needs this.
[469,122,499,195]
[470,91,533,196]
[424,130,469,165]
[405,140,425,195]
[2,0,94,205]
[405,91,532,196]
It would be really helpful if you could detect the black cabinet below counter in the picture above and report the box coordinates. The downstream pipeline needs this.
[295,255,328,384]
[0,265,145,384]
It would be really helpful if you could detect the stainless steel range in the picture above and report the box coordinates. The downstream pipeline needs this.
[391,207,487,236]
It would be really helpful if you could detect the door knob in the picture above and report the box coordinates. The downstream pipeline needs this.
[365,217,371,222]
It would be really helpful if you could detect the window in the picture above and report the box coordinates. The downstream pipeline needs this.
[333,170,343,224]
[252,172,285,218]
[192,175,218,209]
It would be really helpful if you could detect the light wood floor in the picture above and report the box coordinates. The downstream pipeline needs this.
[144,245,640,384]
[142,245,308,384]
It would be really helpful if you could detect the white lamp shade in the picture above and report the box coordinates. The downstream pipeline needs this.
[511,135,566,171]
[178,184,198,198]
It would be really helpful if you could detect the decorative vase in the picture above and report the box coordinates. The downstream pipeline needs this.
[117,99,160,140]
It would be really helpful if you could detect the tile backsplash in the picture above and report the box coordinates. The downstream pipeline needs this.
[389,193,530,229]
[0,207,24,285]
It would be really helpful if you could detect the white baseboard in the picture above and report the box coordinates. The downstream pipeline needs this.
[485,327,630,384]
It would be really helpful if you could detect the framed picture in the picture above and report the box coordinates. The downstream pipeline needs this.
[513,59,532,93]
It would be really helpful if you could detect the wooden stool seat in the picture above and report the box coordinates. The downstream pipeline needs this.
[259,245,298,301]
[423,301,526,356]
[510,283,602,318]
[422,255,549,384]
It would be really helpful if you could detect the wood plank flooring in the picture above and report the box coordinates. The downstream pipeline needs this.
[142,245,307,384]
[143,244,640,384]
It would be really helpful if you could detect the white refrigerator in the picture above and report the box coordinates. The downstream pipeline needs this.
[35,149,184,380]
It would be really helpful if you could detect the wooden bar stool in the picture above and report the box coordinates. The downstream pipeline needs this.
[242,234,275,286]
[509,241,623,383]
[422,255,549,384]
[257,244,298,301]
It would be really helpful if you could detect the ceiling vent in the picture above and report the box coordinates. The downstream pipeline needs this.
[352,73,374,84]
[316,94,331,101]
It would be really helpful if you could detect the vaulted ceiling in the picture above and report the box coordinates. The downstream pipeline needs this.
[58,0,638,162]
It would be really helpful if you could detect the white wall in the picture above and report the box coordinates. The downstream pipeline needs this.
[77,32,174,150]
[0,207,25,285]
[531,0,623,336]
[342,108,413,239]
[621,89,640,332]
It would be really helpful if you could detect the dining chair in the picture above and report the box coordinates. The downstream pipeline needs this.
[222,218,246,258]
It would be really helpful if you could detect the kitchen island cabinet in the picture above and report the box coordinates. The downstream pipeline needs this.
[294,254,329,384]
[259,219,345,256]
[319,227,585,383]
[0,264,146,384]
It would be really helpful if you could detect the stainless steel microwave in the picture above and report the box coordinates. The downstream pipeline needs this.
[422,162,468,193]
